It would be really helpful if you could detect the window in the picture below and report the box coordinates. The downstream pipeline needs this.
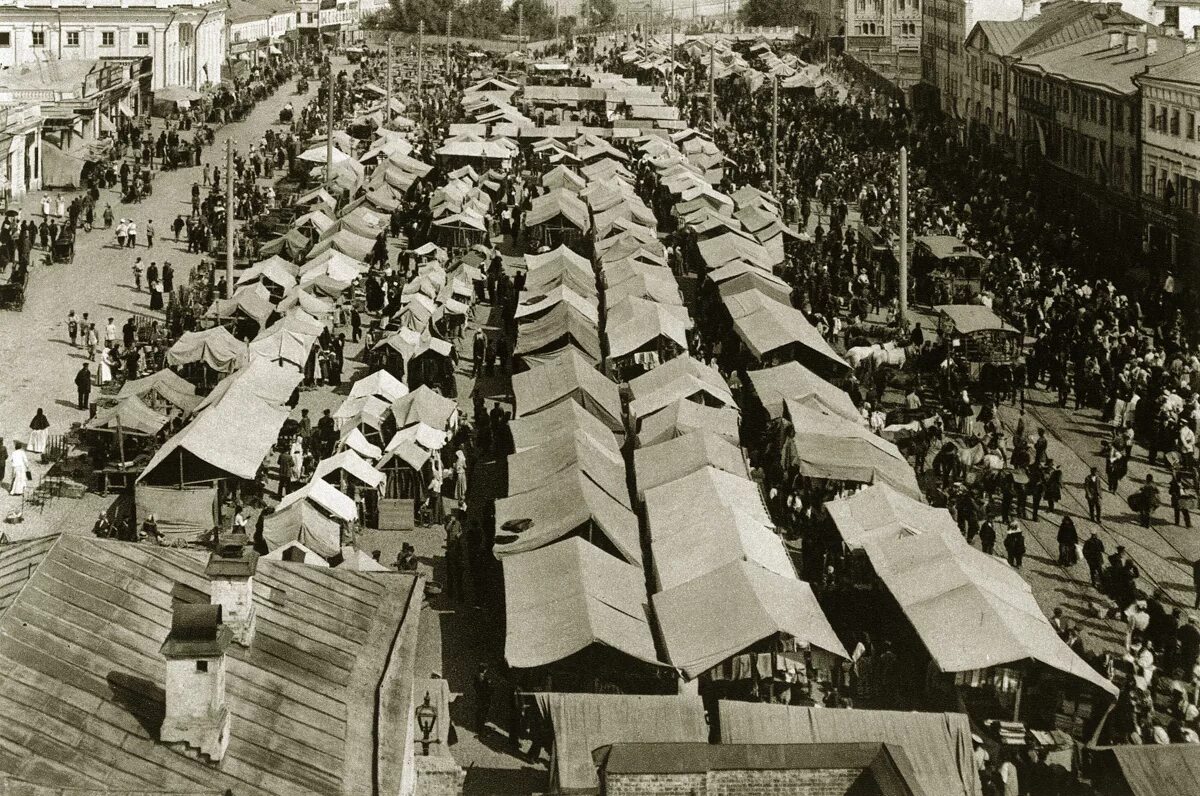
[101,31,114,47]
[66,30,79,46]
[0,32,9,48]
[136,31,149,47]
[1171,109,1181,136]
[1149,104,1158,130]
[196,660,209,673]
[1189,113,1196,140]
[1099,99,1106,125]
[31,30,44,47]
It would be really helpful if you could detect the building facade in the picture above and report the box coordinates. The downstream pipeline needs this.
[0,0,226,92]
[843,0,923,96]
[963,1,1147,153]
[0,102,43,201]
[1015,28,1185,247]
[227,0,298,72]
[1136,51,1200,268]
[921,0,1023,116]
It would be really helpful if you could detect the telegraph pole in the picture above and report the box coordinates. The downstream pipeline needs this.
[416,19,424,117]
[555,0,560,42]
[708,42,715,131]
[225,139,234,299]
[669,0,675,100]
[771,73,778,197]
[518,4,524,53]
[325,72,334,181]
[385,36,393,127]
[446,8,452,80]
[899,146,909,324]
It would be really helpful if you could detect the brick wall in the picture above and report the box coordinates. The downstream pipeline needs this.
[605,768,875,796]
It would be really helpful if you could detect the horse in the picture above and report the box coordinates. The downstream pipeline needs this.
[870,340,908,369]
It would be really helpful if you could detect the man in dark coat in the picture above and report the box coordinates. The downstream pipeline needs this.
[75,363,92,410]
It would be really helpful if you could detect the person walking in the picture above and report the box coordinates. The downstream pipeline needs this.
[126,220,137,248]
[66,310,78,347]
[145,219,155,248]
[27,409,50,457]
[74,363,92,411]
[474,664,492,734]
[1004,522,1026,569]
[1171,469,1193,528]
[6,443,29,496]
[132,257,143,291]
[1057,514,1078,566]
[1084,533,1106,587]
[1085,466,1103,522]
[1136,474,1161,528]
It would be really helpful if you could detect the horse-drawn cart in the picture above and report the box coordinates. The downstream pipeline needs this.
[915,235,986,305]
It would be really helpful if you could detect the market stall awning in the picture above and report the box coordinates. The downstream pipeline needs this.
[724,289,848,375]
[166,326,249,373]
[636,399,739,448]
[653,560,848,679]
[746,360,860,422]
[825,483,959,551]
[509,399,622,454]
[85,395,169,436]
[503,537,662,669]
[513,348,623,432]
[862,532,1117,695]
[507,429,628,502]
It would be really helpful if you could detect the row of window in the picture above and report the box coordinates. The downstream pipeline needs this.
[1148,103,1198,140]
[853,0,921,10]
[1017,73,1139,135]
[1147,166,1200,213]
[924,31,960,55]
[0,29,151,47]
[925,2,959,23]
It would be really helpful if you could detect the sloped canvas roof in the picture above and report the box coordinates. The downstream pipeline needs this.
[166,326,248,373]
[628,373,737,421]
[633,431,748,499]
[349,369,410,404]
[1093,745,1200,796]
[504,537,661,669]
[509,399,622,454]
[515,284,600,325]
[340,426,384,461]
[650,503,795,592]
[654,561,848,679]
[644,466,771,542]
[536,694,709,794]
[862,532,1116,695]
[513,349,623,432]
[494,467,641,566]
[118,368,201,413]
[825,484,959,550]
[263,497,342,558]
[507,430,628,504]
[237,254,299,289]
[936,303,1018,335]
[786,401,920,499]
[515,302,603,364]
[277,478,358,523]
[724,290,848,374]
[249,326,314,370]
[313,449,386,490]
[390,385,458,431]
[747,361,860,422]
[605,297,690,359]
[526,189,591,232]
[629,354,728,402]
[719,702,982,796]
[637,399,739,448]
[85,395,170,436]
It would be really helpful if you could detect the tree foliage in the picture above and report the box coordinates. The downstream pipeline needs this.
[589,0,617,28]
[738,0,813,27]
[383,0,561,38]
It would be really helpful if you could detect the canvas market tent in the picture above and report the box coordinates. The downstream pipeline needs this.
[313,449,386,491]
[653,560,848,679]
[786,400,920,499]
[650,504,795,593]
[825,484,962,551]
[503,537,661,669]
[633,431,748,500]
[515,302,603,366]
[349,369,409,404]
[513,349,623,432]
[718,702,982,796]
[724,290,848,375]
[236,255,299,291]
[509,399,622,454]
[862,532,1117,696]
[534,694,709,794]
[262,498,342,559]
[494,466,641,566]
[746,361,860,422]
[507,430,628,501]
[390,385,458,431]
[628,354,729,404]
[118,368,201,414]
[605,296,690,362]
[644,466,771,541]
[167,326,248,373]
[636,399,739,448]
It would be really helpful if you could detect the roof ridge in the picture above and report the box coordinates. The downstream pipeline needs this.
[0,533,65,622]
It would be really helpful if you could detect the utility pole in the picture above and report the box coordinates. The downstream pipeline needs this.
[555,0,560,42]
[416,19,424,116]
[325,73,334,182]
[518,4,524,54]
[899,146,909,324]
[225,139,234,299]
[771,73,778,197]
[669,0,675,100]
[446,8,452,80]
[708,42,715,131]
[384,36,393,127]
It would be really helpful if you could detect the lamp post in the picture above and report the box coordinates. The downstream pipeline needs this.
[415,691,438,756]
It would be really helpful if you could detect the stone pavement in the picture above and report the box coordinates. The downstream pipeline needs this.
[0,76,316,538]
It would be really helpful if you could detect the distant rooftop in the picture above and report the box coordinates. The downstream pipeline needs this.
[1016,28,1186,94]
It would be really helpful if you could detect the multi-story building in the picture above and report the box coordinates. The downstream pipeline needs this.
[0,0,226,93]
[1135,50,1200,268]
[1014,28,1185,247]
[921,0,1025,116]
[963,1,1144,153]
[227,0,299,71]
[843,0,922,96]
[0,102,43,201]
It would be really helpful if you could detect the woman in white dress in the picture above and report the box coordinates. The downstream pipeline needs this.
[97,346,115,386]
[7,444,28,496]
[289,437,305,483]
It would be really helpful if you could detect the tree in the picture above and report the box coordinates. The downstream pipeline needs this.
[738,0,813,27]
[507,0,555,40]
[589,0,617,28]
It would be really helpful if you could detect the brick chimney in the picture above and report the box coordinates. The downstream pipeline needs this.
[160,604,233,763]
[206,532,258,647]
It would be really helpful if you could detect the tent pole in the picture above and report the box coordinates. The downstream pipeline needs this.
[225,139,234,299]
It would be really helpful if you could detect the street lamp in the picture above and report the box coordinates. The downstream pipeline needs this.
[415,691,438,756]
